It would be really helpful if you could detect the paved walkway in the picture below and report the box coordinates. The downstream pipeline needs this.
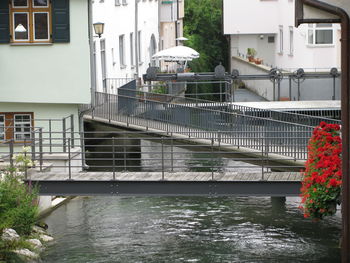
[234,88,267,102]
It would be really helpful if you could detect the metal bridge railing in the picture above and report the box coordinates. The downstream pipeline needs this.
[1,130,305,181]
[87,90,319,160]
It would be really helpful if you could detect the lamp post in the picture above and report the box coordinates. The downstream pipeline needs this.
[93,22,104,38]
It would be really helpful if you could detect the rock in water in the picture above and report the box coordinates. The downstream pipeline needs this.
[13,248,39,259]
[40,234,54,242]
[27,239,43,249]
[2,228,20,242]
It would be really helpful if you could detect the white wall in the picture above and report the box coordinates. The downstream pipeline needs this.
[0,0,90,104]
[225,0,341,72]
[93,0,159,90]
[223,0,279,35]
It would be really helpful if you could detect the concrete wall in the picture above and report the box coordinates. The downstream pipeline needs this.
[232,56,340,101]
[0,0,91,104]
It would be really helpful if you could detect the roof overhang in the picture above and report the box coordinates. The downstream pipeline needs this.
[295,0,345,27]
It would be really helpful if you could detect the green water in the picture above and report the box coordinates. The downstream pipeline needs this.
[41,196,341,263]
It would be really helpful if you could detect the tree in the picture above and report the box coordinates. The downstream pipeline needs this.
[184,0,229,73]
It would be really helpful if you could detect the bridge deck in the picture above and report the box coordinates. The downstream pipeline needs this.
[29,171,302,181]
[28,171,302,197]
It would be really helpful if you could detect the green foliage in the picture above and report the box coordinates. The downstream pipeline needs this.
[0,149,39,236]
[247,48,257,57]
[152,85,167,94]
[184,0,229,73]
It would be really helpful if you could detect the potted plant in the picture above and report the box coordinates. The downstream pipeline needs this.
[255,58,263,65]
[247,48,257,62]
[300,122,342,220]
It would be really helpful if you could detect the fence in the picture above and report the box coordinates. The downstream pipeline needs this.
[1,130,305,181]
[143,65,341,102]
[87,89,330,161]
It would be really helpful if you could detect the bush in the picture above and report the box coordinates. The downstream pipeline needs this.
[300,122,342,220]
[0,148,39,236]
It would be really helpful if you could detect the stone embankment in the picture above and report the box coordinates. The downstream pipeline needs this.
[1,225,54,262]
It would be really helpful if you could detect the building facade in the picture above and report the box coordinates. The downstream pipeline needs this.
[223,0,341,72]
[0,0,91,147]
[92,0,185,92]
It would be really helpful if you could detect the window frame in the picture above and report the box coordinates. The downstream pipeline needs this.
[119,34,126,68]
[0,115,5,141]
[0,112,34,142]
[14,114,32,142]
[289,26,294,56]
[307,23,334,46]
[10,0,52,44]
[278,25,283,54]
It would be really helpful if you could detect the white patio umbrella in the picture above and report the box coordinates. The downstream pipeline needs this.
[152,46,199,62]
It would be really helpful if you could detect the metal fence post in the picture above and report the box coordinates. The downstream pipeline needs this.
[68,139,71,180]
[39,128,43,172]
[171,133,174,172]
[9,139,14,170]
[161,137,165,180]
[49,119,52,154]
[62,117,67,153]
[123,141,127,171]
[211,138,214,180]
[70,114,75,148]
[31,129,36,166]
[112,137,116,180]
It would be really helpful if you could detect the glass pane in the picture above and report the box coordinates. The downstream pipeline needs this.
[13,0,28,7]
[316,29,333,44]
[316,23,332,28]
[33,0,48,7]
[14,13,29,40]
[34,13,48,40]
[15,115,30,122]
[308,30,313,44]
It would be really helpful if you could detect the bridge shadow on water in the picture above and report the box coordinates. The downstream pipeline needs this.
[84,121,301,174]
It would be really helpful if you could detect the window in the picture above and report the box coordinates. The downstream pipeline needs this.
[130,32,134,66]
[10,0,51,43]
[0,115,5,141]
[137,30,142,63]
[289,26,294,55]
[14,114,32,141]
[308,23,333,45]
[0,113,33,142]
[119,34,125,67]
[100,39,107,92]
[268,36,275,43]
[279,25,283,54]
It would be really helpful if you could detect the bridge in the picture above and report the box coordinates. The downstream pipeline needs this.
[1,75,341,196]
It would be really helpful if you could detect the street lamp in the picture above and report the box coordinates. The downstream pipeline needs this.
[93,22,104,38]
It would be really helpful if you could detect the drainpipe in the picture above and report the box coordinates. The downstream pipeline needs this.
[297,1,349,261]
[175,0,179,46]
[135,0,139,79]
[88,0,96,106]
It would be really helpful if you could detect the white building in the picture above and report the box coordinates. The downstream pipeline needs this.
[223,0,341,72]
[93,0,159,93]
[93,0,185,93]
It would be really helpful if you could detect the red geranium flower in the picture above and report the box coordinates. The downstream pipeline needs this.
[300,122,342,220]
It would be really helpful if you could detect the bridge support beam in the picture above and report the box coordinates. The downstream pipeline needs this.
[29,180,301,197]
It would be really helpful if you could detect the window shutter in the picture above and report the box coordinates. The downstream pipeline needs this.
[0,1,10,43]
[52,0,70,43]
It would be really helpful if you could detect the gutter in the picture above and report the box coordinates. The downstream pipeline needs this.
[295,1,350,261]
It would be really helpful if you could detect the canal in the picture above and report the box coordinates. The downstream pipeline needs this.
[41,124,341,262]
